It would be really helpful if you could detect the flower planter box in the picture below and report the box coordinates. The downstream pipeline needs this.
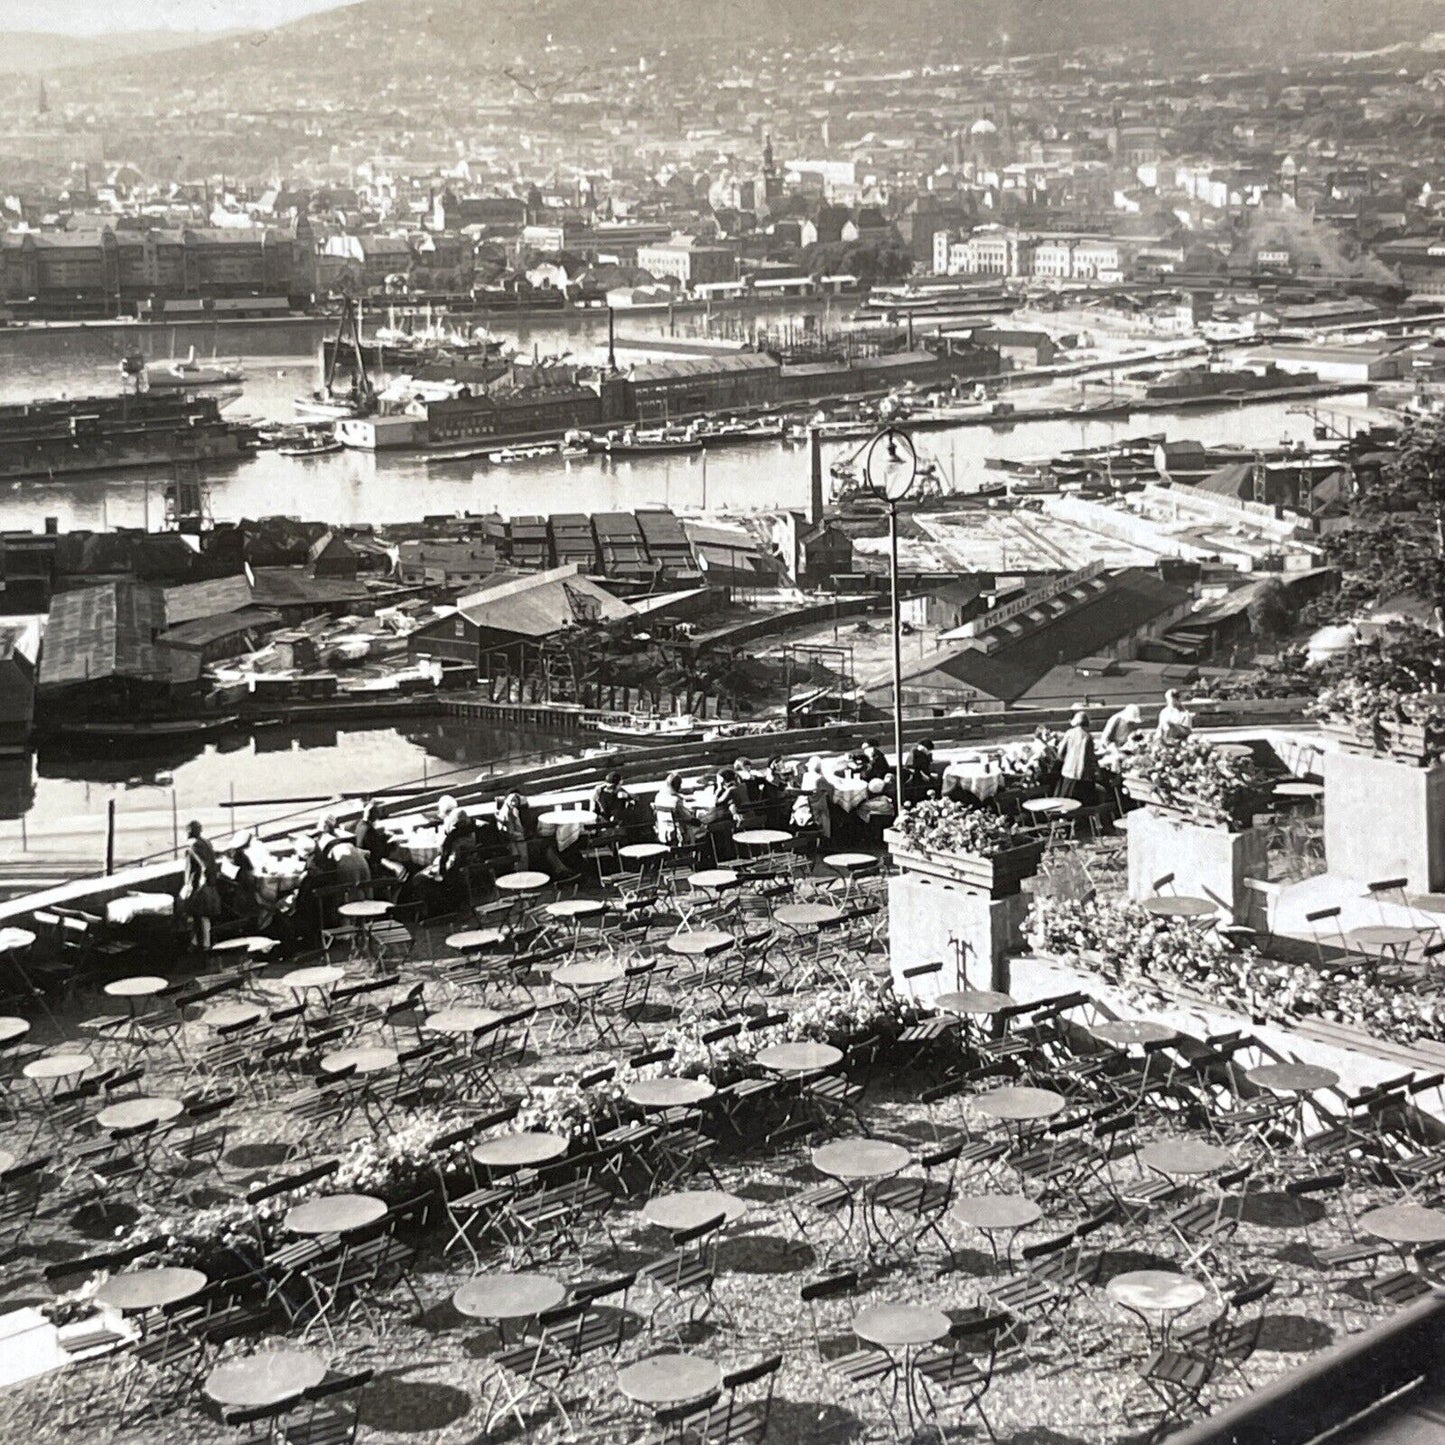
[1319,716,1384,755]
[1321,714,1443,766]
[884,829,1043,898]
[1123,777,1258,832]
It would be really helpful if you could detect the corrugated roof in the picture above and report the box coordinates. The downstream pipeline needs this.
[162,574,255,626]
[157,607,283,649]
[453,564,634,638]
[38,582,168,689]
[873,568,1192,703]
[628,354,779,382]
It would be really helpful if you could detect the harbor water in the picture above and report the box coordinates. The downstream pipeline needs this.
[0,333,1371,872]
[0,336,1369,530]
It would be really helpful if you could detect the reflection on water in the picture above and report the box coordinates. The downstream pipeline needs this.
[0,340,1369,529]
[2,718,571,871]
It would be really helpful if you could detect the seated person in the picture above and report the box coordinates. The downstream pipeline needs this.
[590,770,634,827]
[859,737,892,785]
[354,800,399,876]
[653,771,697,846]
[498,790,575,880]
[715,767,749,828]
[902,739,939,804]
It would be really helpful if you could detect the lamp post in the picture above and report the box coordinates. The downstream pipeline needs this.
[863,426,921,791]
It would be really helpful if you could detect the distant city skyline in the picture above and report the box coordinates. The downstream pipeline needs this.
[0,0,356,33]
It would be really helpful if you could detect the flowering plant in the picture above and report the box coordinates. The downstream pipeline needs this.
[1309,678,1405,726]
[1027,895,1445,1049]
[892,798,1024,857]
[115,1108,469,1275]
[995,729,1062,791]
[1122,734,1266,823]
[785,977,916,1043]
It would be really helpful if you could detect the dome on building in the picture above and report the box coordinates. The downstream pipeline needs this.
[969,117,998,138]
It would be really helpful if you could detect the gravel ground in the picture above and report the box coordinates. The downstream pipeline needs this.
[0,891,1399,1445]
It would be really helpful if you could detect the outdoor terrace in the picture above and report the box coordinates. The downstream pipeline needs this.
[0,771,1437,1445]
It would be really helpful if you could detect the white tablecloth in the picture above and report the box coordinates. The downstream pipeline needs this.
[537,819,587,852]
[942,760,1003,800]
[105,893,174,926]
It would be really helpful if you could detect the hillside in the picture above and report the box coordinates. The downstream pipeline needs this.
[0,27,247,75]
[55,0,1445,96]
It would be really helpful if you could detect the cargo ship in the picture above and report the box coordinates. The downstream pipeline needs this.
[0,391,256,481]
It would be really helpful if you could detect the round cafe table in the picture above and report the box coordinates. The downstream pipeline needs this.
[936,990,1015,1017]
[453,1271,567,1342]
[496,871,551,894]
[825,852,880,899]
[337,900,391,921]
[24,1053,92,1084]
[1213,743,1255,760]
[732,829,792,853]
[200,1001,264,1030]
[1347,925,1420,959]
[95,1266,207,1314]
[1090,1019,1176,1048]
[973,1086,1066,1124]
[545,899,605,923]
[1274,781,1324,800]
[472,1131,569,1173]
[1247,1062,1339,1095]
[826,851,879,875]
[1022,797,1081,817]
[320,1045,398,1077]
[425,1006,502,1036]
[774,903,843,930]
[643,1190,748,1233]
[688,869,739,892]
[284,1193,386,1237]
[1107,1270,1210,1345]
[104,975,168,1001]
[854,1304,951,1429]
[1139,1139,1234,1179]
[813,1139,910,1183]
[1140,896,1218,921]
[617,1353,721,1408]
[954,1193,1042,1273]
[97,1096,184,1132]
[1359,1203,1445,1248]
[0,1016,30,1046]
[756,1041,843,1075]
[205,1349,327,1410]
[0,927,36,954]
[625,1078,716,1111]
[447,928,508,954]
[1247,1062,1340,1142]
[282,965,345,995]
[666,929,734,958]
[552,960,622,989]
[619,843,670,863]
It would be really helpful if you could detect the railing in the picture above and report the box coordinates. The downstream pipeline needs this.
[1169,1295,1445,1445]
[0,693,1318,930]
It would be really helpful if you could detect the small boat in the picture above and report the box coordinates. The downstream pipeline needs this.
[487,444,558,463]
[53,715,241,744]
[143,349,244,391]
[591,712,702,742]
[294,393,369,421]
[277,435,343,458]
[588,427,704,456]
